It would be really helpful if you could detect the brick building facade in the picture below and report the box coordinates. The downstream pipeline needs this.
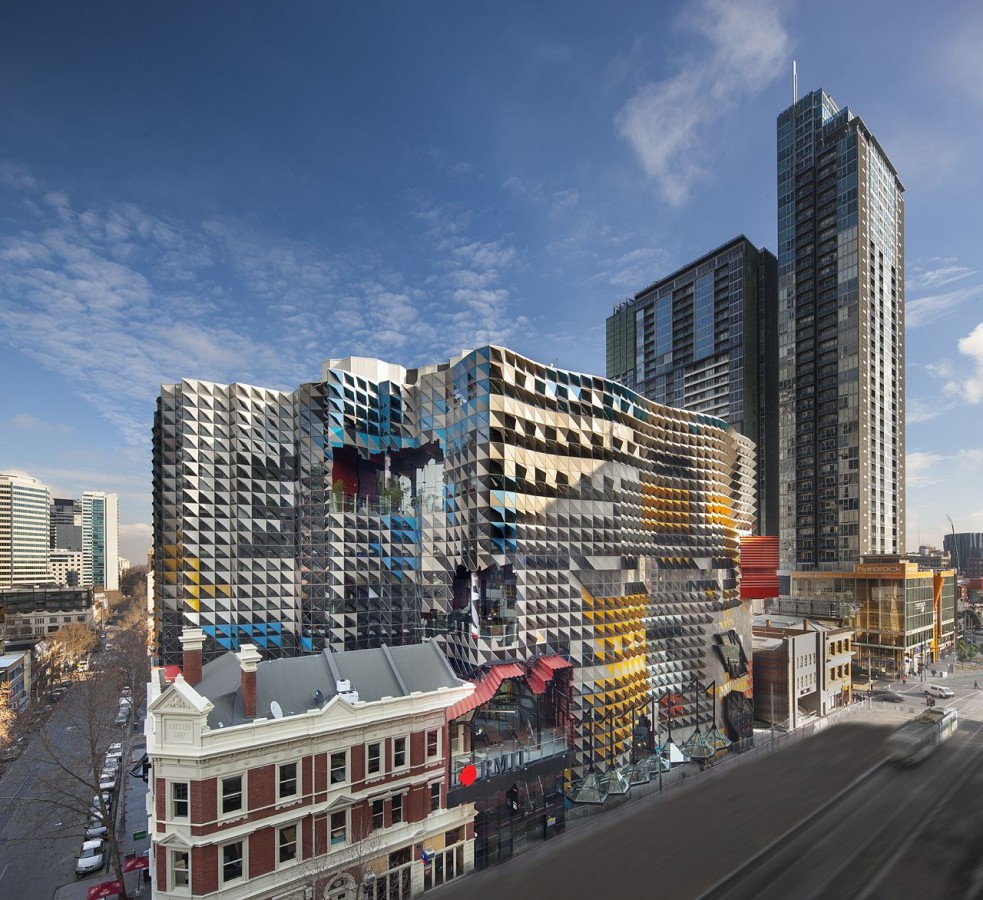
[147,636,476,899]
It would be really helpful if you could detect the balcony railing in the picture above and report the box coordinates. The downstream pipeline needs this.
[450,726,570,787]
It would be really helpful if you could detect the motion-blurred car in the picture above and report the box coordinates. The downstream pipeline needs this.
[872,691,904,703]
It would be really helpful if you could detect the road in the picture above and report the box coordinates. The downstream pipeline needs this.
[0,683,122,899]
[434,656,983,900]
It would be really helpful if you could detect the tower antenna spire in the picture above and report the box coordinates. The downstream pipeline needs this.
[793,60,798,104]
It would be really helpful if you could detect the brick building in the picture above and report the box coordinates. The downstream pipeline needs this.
[147,633,476,899]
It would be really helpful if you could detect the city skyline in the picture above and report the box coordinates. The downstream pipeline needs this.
[1,1,981,561]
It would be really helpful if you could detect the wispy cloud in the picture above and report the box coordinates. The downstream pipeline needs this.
[8,413,72,433]
[905,284,979,328]
[944,322,983,404]
[907,257,975,291]
[615,0,790,205]
[907,450,947,487]
[0,165,542,459]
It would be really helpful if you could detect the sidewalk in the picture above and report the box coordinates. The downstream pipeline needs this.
[54,728,151,900]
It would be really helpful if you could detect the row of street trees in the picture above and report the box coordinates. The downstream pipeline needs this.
[0,568,150,900]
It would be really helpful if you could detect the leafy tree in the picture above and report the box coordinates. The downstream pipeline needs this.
[50,622,99,668]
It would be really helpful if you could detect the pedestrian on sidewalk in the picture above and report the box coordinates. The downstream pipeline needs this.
[974,680,978,690]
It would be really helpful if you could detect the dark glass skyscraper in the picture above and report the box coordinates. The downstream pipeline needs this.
[777,89,905,571]
[606,235,779,537]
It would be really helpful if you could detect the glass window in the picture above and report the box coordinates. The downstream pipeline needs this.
[171,782,189,819]
[170,850,189,889]
[393,736,407,768]
[426,730,439,758]
[330,811,347,846]
[278,824,298,864]
[222,841,243,884]
[392,793,403,825]
[279,762,297,799]
[372,799,384,831]
[330,751,346,784]
[367,743,381,775]
[222,775,243,815]
[430,782,441,812]
[694,273,715,361]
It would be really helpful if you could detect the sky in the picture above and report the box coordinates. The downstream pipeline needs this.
[1,0,981,564]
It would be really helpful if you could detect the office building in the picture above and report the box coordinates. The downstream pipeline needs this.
[791,556,955,675]
[50,497,82,551]
[81,491,120,590]
[943,532,983,576]
[49,548,82,587]
[154,346,757,769]
[0,473,51,589]
[607,235,779,537]
[777,88,905,571]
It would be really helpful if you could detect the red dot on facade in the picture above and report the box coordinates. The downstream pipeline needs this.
[461,764,477,786]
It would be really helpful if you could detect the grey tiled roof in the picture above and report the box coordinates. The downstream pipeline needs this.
[195,640,463,729]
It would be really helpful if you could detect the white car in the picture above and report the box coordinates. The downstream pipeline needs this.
[106,743,123,761]
[925,683,955,699]
[85,822,108,840]
[75,839,105,876]
[99,771,118,792]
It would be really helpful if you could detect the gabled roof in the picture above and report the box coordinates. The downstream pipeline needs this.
[193,641,465,728]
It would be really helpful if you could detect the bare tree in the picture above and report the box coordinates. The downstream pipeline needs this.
[3,674,134,899]
[289,813,390,900]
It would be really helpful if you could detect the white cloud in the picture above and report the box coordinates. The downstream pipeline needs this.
[8,413,72,433]
[907,451,947,487]
[905,284,979,328]
[119,522,153,563]
[944,322,983,404]
[907,258,974,291]
[615,0,790,205]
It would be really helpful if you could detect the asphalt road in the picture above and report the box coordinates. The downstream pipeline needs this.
[0,684,120,899]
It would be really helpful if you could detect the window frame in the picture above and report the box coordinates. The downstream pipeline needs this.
[371,798,385,831]
[426,729,440,759]
[391,792,403,825]
[170,781,189,820]
[278,761,298,802]
[330,809,347,846]
[430,781,442,813]
[169,848,190,891]
[220,839,245,885]
[330,751,347,786]
[393,735,408,770]
[367,742,382,776]
[278,823,299,867]
[221,774,244,817]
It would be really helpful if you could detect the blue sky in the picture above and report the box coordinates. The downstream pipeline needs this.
[1,0,981,563]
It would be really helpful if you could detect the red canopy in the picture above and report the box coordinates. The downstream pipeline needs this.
[122,854,150,872]
[87,881,123,900]
[445,663,525,721]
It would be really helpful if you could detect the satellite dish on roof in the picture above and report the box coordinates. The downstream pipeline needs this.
[270,701,283,719]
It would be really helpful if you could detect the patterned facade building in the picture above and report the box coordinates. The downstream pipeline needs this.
[154,346,756,768]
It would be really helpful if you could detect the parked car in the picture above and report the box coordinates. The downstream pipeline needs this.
[99,771,118,792]
[89,792,111,816]
[106,742,123,761]
[85,822,108,840]
[75,839,106,876]
[115,710,129,726]
[103,756,120,772]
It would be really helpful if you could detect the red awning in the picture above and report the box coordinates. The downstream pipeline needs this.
[152,665,182,684]
[527,655,573,695]
[122,854,150,872]
[87,881,123,900]
[446,663,525,721]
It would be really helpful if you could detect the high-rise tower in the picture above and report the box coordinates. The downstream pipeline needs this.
[777,88,904,571]
[81,491,120,590]
[0,473,51,588]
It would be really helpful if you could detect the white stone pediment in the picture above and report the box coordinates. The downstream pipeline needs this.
[149,676,213,716]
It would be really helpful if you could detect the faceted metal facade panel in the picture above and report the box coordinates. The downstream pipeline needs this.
[153,347,756,769]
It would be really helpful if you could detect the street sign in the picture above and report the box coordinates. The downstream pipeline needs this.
[132,829,147,840]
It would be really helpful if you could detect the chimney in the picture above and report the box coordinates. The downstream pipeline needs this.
[179,627,206,687]
[238,644,262,719]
